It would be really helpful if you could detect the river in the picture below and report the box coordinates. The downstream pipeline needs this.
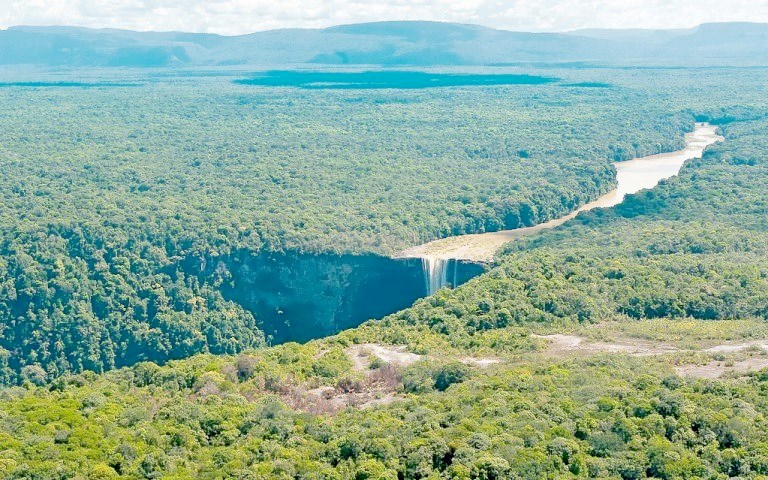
[399,123,724,267]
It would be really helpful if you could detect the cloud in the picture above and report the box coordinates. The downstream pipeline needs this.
[0,0,766,35]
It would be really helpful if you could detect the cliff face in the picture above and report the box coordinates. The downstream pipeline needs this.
[192,251,485,343]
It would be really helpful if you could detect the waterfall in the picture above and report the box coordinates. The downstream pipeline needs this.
[422,257,451,295]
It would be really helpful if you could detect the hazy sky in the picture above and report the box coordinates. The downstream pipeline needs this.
[1,0,766,35]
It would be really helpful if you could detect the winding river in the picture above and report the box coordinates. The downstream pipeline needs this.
[400,123,724,268]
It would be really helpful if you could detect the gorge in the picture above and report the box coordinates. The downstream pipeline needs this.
[193,124,722,345]
[188,252,485,343]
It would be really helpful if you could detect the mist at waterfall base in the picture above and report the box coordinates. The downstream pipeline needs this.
[208,252,485,344]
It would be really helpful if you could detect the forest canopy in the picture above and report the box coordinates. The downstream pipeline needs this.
[0,67,712,382]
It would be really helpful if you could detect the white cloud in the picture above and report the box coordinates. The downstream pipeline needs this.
[0,0,766,35]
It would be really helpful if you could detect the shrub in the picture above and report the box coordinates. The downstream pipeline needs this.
[433,362,470,392]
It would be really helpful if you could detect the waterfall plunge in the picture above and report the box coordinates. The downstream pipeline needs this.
[422,258,457,295]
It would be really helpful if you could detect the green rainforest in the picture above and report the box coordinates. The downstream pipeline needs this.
[0,20,767,480]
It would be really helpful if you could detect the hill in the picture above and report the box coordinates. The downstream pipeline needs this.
[565,27,694,44]
[567,22,768,65]
[1,21,767,67]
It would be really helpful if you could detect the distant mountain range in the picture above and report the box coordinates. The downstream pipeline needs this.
[1,21,766,68]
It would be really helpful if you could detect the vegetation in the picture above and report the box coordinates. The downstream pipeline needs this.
[1,25,768,475]
[0,71,698,382]
[0,81,767,477]
[2,323,768,479]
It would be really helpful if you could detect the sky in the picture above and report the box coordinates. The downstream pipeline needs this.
[0,0,766,35]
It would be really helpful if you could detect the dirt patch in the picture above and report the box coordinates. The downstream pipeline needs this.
[533,333,768,379]
[346,343,422,371]
[676,356,768,380]
[462,357,502,367]
[532,334,678,356]
[532,334,585,353]
[347,343,500,369]
[359,394,401,409]
[704,341,768,354]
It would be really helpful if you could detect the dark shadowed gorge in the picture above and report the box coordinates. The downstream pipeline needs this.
[184,252,485,343]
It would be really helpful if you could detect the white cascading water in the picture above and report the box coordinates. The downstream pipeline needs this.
[422,257,451,295]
